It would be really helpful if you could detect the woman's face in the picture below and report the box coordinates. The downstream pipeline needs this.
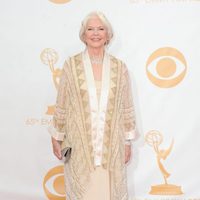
[84,17,108,49]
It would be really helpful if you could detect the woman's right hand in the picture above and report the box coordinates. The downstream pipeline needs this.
[51,137,62,160]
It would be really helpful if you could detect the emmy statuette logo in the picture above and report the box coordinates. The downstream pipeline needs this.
[40,48,62,115]
[145,130,183,195]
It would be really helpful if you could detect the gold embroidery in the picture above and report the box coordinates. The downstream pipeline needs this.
[52,53,135,200]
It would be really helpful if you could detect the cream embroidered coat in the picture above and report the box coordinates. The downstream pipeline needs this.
[49,51,136,200]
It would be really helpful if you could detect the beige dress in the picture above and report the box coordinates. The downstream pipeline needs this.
[83,80,110,200]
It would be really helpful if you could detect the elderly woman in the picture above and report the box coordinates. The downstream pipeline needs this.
[48,11,136,200]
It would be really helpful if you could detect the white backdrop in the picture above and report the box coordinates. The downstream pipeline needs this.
[0,0,200,200]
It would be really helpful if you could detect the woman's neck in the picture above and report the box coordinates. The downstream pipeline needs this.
[87,47,104,58]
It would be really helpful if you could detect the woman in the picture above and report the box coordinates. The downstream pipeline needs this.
[48,11,136,200]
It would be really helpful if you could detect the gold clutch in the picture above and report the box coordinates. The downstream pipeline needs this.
[61,147,72,163]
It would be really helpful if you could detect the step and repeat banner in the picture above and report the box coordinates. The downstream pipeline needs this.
[0,0,200,200]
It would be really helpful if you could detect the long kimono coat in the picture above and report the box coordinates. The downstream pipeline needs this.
[49,50,136,200]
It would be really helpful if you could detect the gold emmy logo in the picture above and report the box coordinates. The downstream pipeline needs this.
[145,130,183,195]
[49,0,71,4]
[40,48,62,115]
[146,47,187,88]
[43,165,66,200]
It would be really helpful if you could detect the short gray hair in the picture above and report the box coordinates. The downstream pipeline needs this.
[79,11,114,45]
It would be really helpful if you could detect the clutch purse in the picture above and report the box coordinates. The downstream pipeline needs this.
[61,147,72,163]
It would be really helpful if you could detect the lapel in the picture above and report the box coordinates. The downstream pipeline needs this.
[71,53,94,170]
[82,50,111,166]
[101,55,119,168]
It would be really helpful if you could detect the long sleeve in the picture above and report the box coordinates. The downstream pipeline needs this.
[48,61,68,141]
[122,65,136,142]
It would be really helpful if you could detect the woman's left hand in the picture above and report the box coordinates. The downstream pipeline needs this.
[125,145,131,164]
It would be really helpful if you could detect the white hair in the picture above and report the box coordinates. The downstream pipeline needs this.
[79,11,114,45]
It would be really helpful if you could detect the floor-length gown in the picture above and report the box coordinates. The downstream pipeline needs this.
[83,80,110,200]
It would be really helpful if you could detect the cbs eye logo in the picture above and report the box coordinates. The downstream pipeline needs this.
[43,166,66,200]
[49,0,71,4]
[146,47,187,88]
